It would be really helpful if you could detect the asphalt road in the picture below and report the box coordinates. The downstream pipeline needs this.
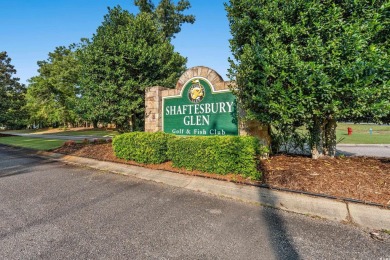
[0,146,389,259]
[337,144,390,157]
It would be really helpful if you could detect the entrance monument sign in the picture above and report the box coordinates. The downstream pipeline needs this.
[163,77,238,136]
[145,66,270,145]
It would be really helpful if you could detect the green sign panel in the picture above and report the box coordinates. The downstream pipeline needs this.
[163,77,238,136]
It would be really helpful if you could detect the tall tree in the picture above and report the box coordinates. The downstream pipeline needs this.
[26,46,80,128]
[134,0,154,13]
[0,51,27,129]
[77,6,187,131]
[226,0,390,158]
[135,0,195,40]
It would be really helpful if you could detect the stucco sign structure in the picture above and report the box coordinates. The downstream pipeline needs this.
[163,77,238,136]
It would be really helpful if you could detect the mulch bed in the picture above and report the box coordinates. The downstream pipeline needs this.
[53,143,390,206]
[261,155,390,206]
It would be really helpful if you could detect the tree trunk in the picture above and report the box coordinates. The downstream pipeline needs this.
[310,116,324,159]
[324,118,337,157]
[92,120,98,129]
[130,114,136,132]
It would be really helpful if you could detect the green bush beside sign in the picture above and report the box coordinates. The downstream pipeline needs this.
[163,78,238,136]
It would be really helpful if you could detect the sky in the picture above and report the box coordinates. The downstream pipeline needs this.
[1,0,232,85]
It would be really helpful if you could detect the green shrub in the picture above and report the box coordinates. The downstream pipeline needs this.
[113,132,173,164]
[167,136,267,180]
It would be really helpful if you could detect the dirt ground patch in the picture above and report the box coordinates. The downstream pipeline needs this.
[0,133,15,137]
[53,143,390,206]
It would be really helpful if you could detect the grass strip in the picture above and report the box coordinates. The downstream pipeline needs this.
[47,130,119,137]
[0,136,67,150]
[337,123,390,144]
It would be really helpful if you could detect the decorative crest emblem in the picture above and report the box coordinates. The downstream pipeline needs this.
[188,79,205,103]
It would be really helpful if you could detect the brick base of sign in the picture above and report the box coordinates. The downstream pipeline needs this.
[145,66,271,145]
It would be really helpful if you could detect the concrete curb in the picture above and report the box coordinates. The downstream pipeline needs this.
[37,151,390,230]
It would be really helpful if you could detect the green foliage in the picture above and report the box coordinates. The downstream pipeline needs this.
[134,0,155,13]
[26,46,80,128]
[270,124,309,154]
[113,132,173,164]
[226,0,390,157]
[77,6,187,131]
[113,132,266,179]
[135,0,196,40]
[167,136,266,179]
[0,51,27,129]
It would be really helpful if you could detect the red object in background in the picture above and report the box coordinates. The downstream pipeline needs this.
[347,127,353,135]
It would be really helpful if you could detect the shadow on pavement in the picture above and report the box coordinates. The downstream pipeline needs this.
[0,145,58,178]
[0,157,57,179]
[259,191,300,259]
[336,149,356,157]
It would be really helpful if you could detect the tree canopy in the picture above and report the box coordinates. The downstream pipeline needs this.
[26,46,80,128]
[135,0,195,40]
[0,51,27,129]
[22,1,195,131]
[77,6,187,131]
[226,0,390,158]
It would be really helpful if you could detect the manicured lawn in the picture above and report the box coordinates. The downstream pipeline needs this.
[297,123,390,144]
[0,136,67,150]
[43,129,119,137]
[1,128,119,137]
[336,123,390,144]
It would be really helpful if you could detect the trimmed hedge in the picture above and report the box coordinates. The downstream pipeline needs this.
[112,132,173,164]
[112,132,267,180]
[167,136,266,180]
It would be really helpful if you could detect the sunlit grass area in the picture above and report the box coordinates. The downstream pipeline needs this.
[295,123,389,144]
[336,123,390,144]
[1,128,119,137]
[0,136,67,150]
[47,129,119,137]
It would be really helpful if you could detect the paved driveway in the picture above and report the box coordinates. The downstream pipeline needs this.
[0,145,389,259]
[337,144,390,157]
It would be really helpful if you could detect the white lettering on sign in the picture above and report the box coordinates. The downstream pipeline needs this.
[183,115,210,126]
[165,102,234,116]
[172,129,184,134]
[193,129,207,135]
[210,129,226,135]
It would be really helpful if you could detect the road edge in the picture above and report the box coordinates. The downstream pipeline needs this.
[32,150,390,231]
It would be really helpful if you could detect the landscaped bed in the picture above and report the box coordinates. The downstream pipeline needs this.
[51,142,390,207]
